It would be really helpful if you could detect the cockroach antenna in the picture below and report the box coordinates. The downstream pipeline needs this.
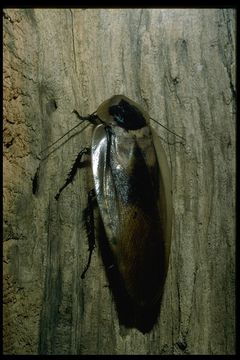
[39,110,97,158]
[150,117,186,146]
[32,110,96,195]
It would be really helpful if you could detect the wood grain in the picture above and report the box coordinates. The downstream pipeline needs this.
[3,8,235,354]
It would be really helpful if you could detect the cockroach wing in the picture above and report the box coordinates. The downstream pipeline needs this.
[91,124,172,307]
[151,128,173,275]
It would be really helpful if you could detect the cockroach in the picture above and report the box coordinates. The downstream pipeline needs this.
[34,95,183,308]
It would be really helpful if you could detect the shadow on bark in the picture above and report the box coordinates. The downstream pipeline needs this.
[98,219,161,334]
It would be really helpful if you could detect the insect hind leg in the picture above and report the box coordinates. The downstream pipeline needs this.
[81,189,96,279]
[55,147,91,200]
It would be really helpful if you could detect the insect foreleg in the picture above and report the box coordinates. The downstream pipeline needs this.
[72,109,99,124]
[81,189,96,279]
[55,147,91,200]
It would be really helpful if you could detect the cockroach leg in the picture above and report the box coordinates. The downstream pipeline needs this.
[81,189,96,279]
[55,147,91,200]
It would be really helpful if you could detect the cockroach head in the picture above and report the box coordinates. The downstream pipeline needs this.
[96,95,150,131]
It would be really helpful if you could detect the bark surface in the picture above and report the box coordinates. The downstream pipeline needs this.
[3,8,235,355]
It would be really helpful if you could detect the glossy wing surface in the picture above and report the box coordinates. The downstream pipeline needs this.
[91,124,170,306]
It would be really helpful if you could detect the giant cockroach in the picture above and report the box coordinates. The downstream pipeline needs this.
[34,95,185,311]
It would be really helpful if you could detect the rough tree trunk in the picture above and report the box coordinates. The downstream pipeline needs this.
[3,8,235,355]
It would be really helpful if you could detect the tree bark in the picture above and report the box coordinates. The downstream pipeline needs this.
[3,8,235,355]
